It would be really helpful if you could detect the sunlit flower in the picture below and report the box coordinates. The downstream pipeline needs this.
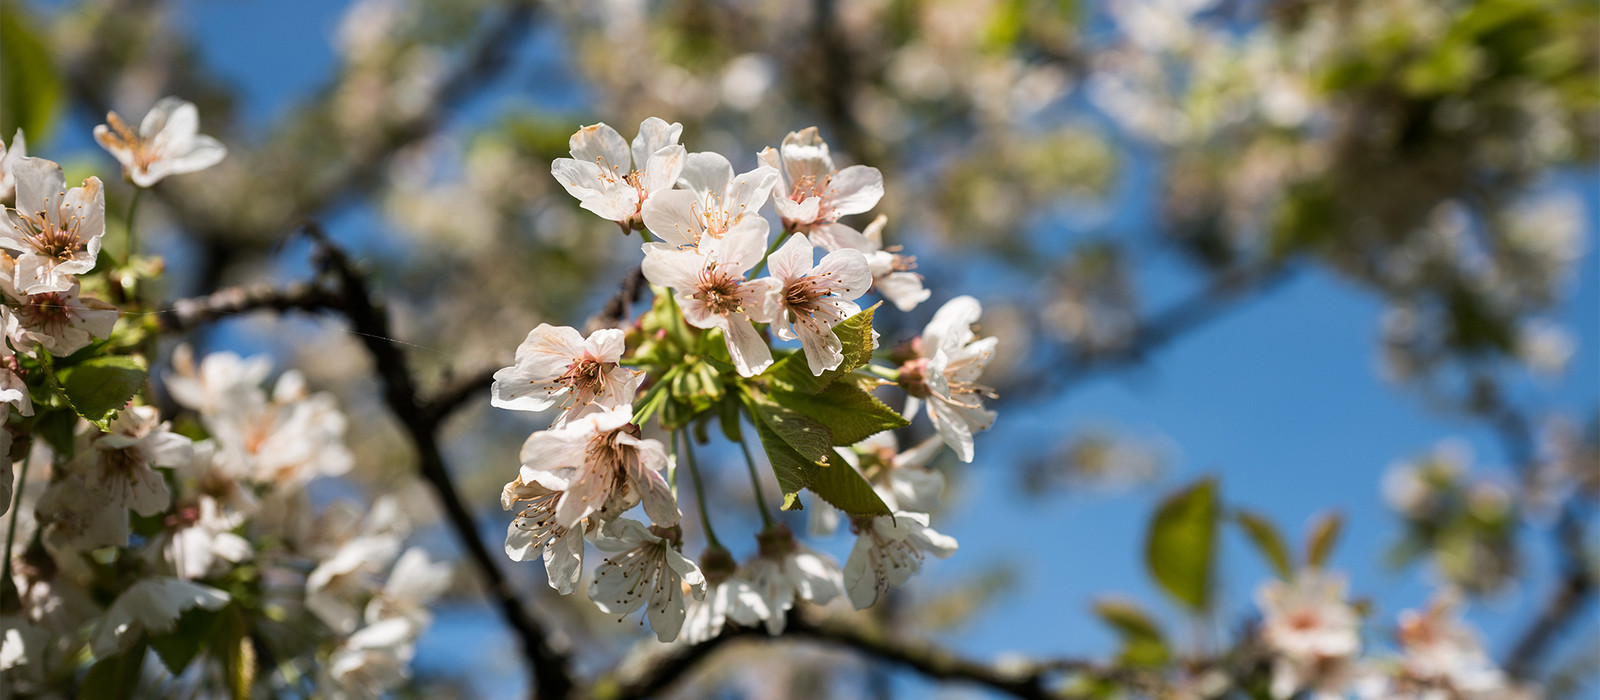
[0,157,104,294]
[165,346,273,417]
[364,548,452,629]
[1394,592,1507,694]
[899,296,998,462]
[764,233,872,375]
[307,534,403,634]
[811,214,930,312]
[641,152,777,249]
[147,495,251,580]
[502,471,587,594]
[93,97,228,187]
[0,275,117,358]
[73,406,191,518]
[842,511,958,610]
[203,369,354,485]
[745,523,843,633]
[642,217,780,376]
[491,324,642,424]
[519,406,677,528]
[682,546,767,644]
[552,118,686,230]
[322,617,418,700]
[1256,570,1362,699]
[90,577,230,657]
[589,519,706,643]
[757,127,884,234]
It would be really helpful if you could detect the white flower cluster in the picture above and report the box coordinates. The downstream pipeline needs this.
[1254,571,1532,700]
[491,119,999,643]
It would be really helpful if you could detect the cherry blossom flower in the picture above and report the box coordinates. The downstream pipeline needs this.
[321,617,418,700]
[36,474,134,554]
[641,217,780,376]
[682,546,768,644]
[1393,592,1507,695]
[92,97,228,188]
[0,157,104,294]
[73,406,192,519]
[842,511,958,610]
[502,471,587,594]
[519,405,677,528]
[744,523,843,634]
[491,324,642,424]
[201,369,354,485]
[899,296,998,462]
[811,214,931,312]
[641,152,777,248]
[307,534,403,634]
[1255,570,1362,699]
[0,129,25,201]
[0,275,117,357]
[757,127,884,234]
[146,496,251,580]
[165,346,274,416]
[90,577,230,657]
[589,519,706,643]
[364,548,453,629]
[551,118,686,230]
[765,233,873,375]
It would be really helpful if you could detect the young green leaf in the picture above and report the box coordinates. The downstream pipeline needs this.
[742,388,833,462]
[1235,510,1293,579]
[760,303,880,394]
[150,606,222,675]
[1144,476,1218,613]
[81,641,148,700]
[1307,511,1344,569]
[1093,598,1171,667]
[0,4,63,143]
[806,448,891,517]
[57,356,147,429]
[772,380,909,446]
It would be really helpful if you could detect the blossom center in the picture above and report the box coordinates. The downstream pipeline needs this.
[12,210,84,261]
[558,353,613,406]
[694,265,746,316]
[104,112,164,171]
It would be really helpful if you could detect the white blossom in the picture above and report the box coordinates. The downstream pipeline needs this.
[147,496,252,580]
[0,272,117,357]
[745,524,843,633]
[69,406,191,520]
[757,127,884,234]
[589,518,706,643]
[641,152,777,249]
[552,118,686,230]
[900,296,998,462]
[321,617,418,700]
[1256,570,1362,699]
[764,233,872,375]
[842,511,958,610]
[518,405,677,528]
[92,97,228,188]
[90,577,230,658]
[491,324,642,423]
[811,214,931,312]
[0,129,25,201]
[307,534,403,634]
[1394,592,1508,695]
[502,471,587,594]
[682,565,768,644]
[641,216,780,376]
[364,548,452,629]
[0,157,104,294]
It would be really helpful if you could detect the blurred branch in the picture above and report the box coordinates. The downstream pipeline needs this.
[602,610,1108,700]
[155,281,341,332]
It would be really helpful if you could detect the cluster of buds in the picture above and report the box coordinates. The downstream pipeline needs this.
[493,119,1000,642]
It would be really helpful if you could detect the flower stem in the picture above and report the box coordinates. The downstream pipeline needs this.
[860,363,900,382]
[124,187,145,265]
[738,434,776,527]
[756,229,792,276]
[678,429,722,548]
[1,451,32,603]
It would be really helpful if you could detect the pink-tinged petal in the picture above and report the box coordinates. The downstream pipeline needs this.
[641,246,706,291]
[779,127,834,184]
[584,328,627,363]
[877,272,930,311]
[0,211,32,253]
[722,315,774,377]
[581,184,641,223]
[766,232,813,283]
[679,152,733,199]
[65,177,105,256]
[774,194,821,225]
[640,145,686,195]
[808,222,872,253]
[92,124,132,164]
[634,467,680,526]
[518,428,589,470]
[814,248,872,300]
[797,324,845,375]
[825,165,884,216]
[568,123,630,175]
[140,97,197,140]
[676,293,716,329]
[631,117,683,167]
[518,323,586,362]
[12,157,63,218]
[861,214,888,247]
[640,189,705,248]
[723,166,778,220]
[715,216,770,274]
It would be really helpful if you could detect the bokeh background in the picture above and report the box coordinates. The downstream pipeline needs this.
[6,0,1596,697]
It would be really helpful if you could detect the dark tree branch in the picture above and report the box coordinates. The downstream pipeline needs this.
[156,282,341,333]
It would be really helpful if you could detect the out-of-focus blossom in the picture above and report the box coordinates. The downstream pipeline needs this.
[1255,570,1362,699]
[0,129,25,201]
[93,97,228,187]
[90,577,230,657]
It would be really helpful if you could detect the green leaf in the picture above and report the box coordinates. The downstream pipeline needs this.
[150,606,221,675]
[630,375,671,426]
[773,380,908,446]
[1093,598,1170,667]
[807,448,891,517]
[759,304,880,394]
[82,641,147,700]
[1235,510,1293,579]
[1307,511,1344,569]
[742,388,832,462]
[33,407,78,459]
[0,4,62,144]
[744,414,815,511]
[1144,476,1218,612]
[57,356,147,429]
[214,607,255,700]
[717,394,742,443]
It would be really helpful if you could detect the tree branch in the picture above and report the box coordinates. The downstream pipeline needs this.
[156,282,341,333]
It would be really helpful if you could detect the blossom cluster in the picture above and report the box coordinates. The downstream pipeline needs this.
[1,100,446,699]
[492,119,998,642]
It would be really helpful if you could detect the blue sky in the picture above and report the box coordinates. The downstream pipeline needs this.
[34,0,1597,696]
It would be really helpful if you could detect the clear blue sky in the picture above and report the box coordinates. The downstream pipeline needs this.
[36,0,1596,696]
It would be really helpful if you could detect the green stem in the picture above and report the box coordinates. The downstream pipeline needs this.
[756,229,793,276]
[738,434,776,527]
[124,187,145,265]
[1,452,32,604]
[860,363,900,382]
[678,429,721,548]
